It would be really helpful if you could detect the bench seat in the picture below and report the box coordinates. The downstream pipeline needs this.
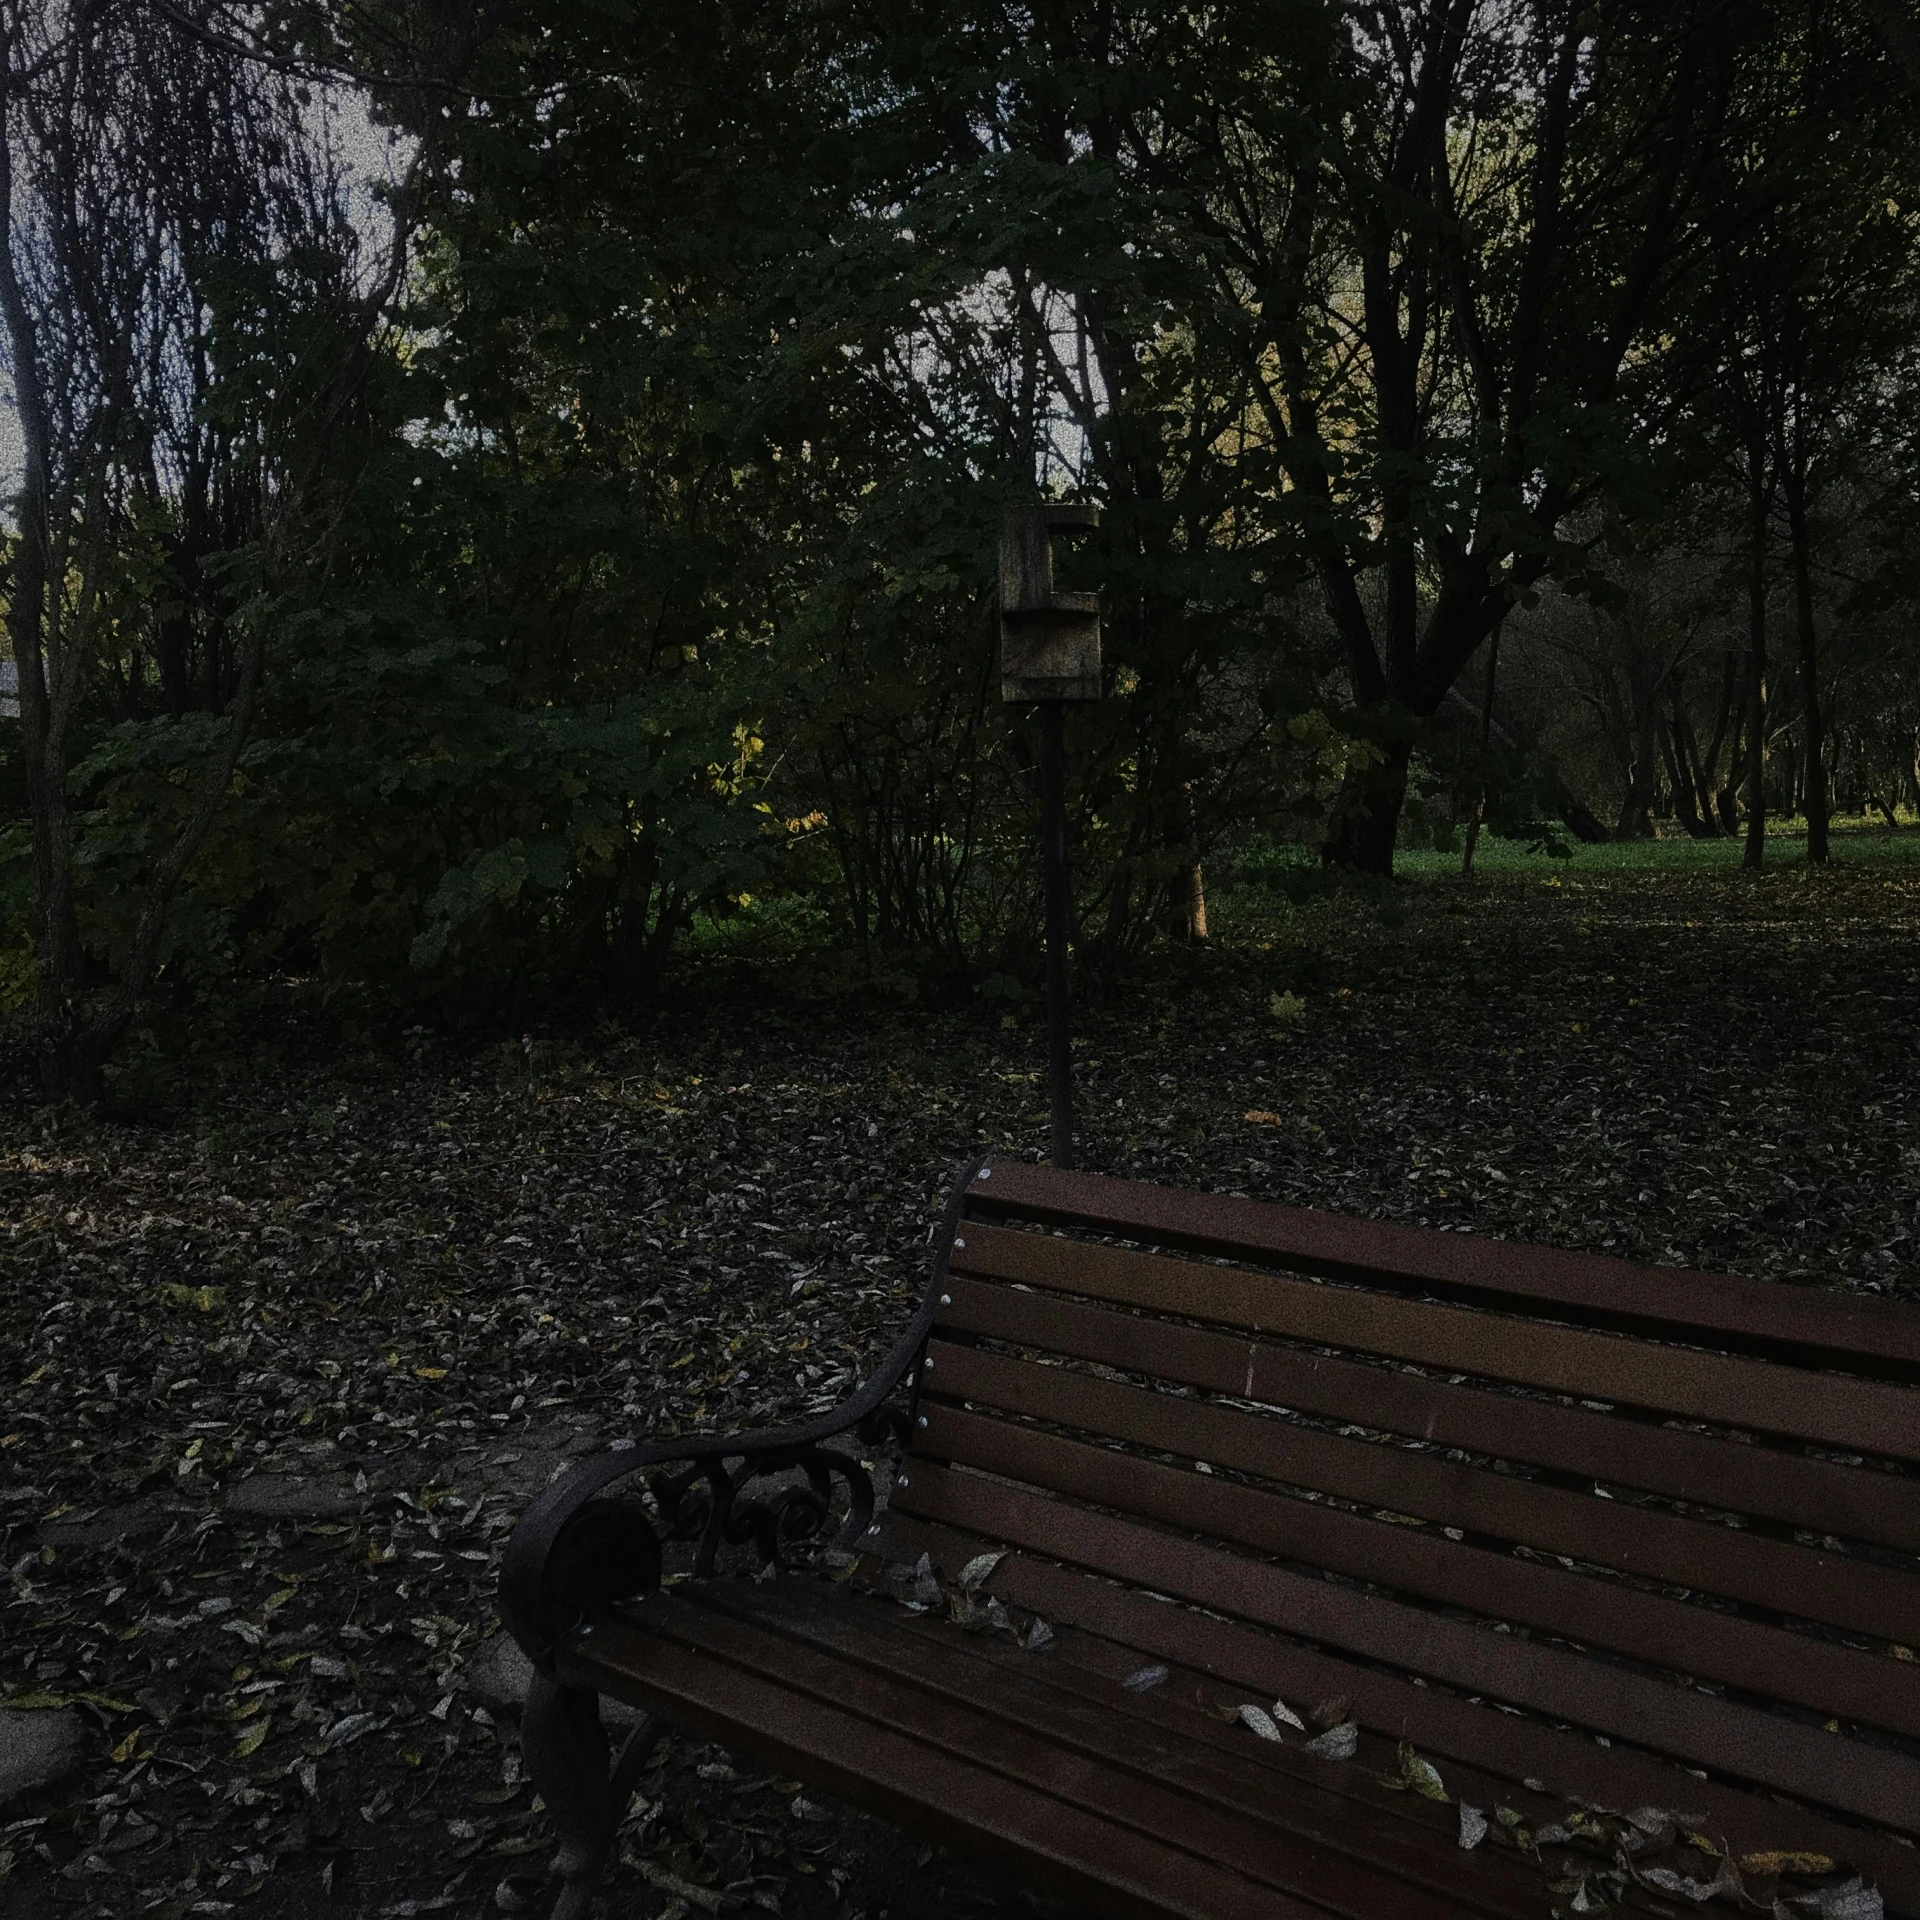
[503,1158,1920,1919]
[570,1578,1557,1920]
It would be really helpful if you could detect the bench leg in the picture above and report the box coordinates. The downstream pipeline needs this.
[521,1671,664,1920]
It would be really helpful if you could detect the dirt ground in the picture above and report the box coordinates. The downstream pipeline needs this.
[4,860,1916,1919]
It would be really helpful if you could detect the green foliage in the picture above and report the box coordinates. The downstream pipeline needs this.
[9,0,1920,1057]
[67,585,768,1005]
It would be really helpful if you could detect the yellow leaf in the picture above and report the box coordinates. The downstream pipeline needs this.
[1242,1110,1284,1126]
[110,1729,140,1764]
[230,1697,265,1721]
[23,1365,48,1385]
[265,1587,299,1611]
[4,1692,68,1709]
[1738,1852,1834,1878]
[1396,1742,1450,1803]
[386,1350,400,1367]
[414,1367,448,1381]
[232,1717,272,1757]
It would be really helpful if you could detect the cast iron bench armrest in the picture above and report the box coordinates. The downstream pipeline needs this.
[499,1162,974,1672]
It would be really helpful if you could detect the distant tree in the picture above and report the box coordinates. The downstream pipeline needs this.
[0,1,431,1096]
[1662,0,1920,866]
[1253,4,1745,872]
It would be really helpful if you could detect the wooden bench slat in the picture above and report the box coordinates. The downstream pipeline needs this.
[592,1594,1477,1920]
[965,1163,1920,1369]
[914,1393,1920,1739]
[950,1222,1920,1460]
[877,1509,1920,1919]
[683,1582,1548,1920]
[940,1600,1605,1864]
[559,1612,1307,1920]
[923,1338,1920,1647]
[941,1275,1920,1552]
[892,1463,1920,1832]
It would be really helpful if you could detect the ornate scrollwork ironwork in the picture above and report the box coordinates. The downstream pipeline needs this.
[499,1158,979,1670]
[641,1441,876,1576]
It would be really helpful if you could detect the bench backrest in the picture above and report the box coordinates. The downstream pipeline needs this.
[892,1161,1920,1902]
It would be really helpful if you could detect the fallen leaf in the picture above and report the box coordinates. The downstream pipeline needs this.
[1303,1722,1358,1761]
[957,1551,1004,1594]
[232,1716,272,1757]
[1804,1881,1883,1920]
[1739,1852,1835,1878]
[1458,1805,1488,1851]
[900,1553,941,1609]
[1397,1743,1449,1802]
[1236,1703,1284,1742]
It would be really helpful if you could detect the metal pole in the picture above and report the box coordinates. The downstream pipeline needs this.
[1038,699,1074,1169]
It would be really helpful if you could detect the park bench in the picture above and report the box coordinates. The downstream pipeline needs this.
[501,1157,1920,1920]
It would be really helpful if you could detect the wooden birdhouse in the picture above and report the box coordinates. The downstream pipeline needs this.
[999,503,1102,703]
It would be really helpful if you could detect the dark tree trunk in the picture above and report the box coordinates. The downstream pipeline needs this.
[1325,740,1413,875]
[1717,689,1745,834]
[1617,669,1661,840]
[1174,786,1208,941]
[1662,713,1707,837]
[1742,458,1771,872]
[1784,462,1829,864]
[1674,698,1719,836]
[1462,620,1503,877]
[1699,649,1738,830]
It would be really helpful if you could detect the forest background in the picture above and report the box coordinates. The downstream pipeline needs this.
[4,0,1920,1101]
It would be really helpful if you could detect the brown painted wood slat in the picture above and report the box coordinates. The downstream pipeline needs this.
[938,1276,1920,1553]
[681,1581,1549,1920]
[888,1462,1920,1832]
[922,1338,1920,1650]
[947,1222,1920,1461]
[583,1594,1475,1920]
[945,1603,1603,1860]
[963,1161,1920,1369]
[911,1387,1920,1739]
[557,1613,1302,1920]
[873,1509,1920,1919]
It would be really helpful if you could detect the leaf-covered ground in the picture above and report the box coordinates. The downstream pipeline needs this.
[3,859,1917,1920]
